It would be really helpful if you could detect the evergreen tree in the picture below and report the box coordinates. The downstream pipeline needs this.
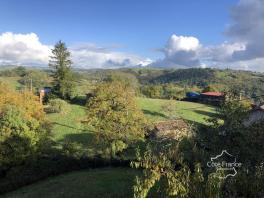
[49,41,75,99]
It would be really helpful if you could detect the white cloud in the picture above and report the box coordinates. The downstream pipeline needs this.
[0,32,51,65]
[70,43,152,68]
[0,32,152,69]
[201,42,246,62]
[151,34,201,68]
[225,0,264,61]
[150,0,264,71]
[166,34,200,52]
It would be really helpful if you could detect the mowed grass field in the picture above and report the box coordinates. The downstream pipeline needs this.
[137,97,216,124]
[2,168,139,198]
[47,97,216,143]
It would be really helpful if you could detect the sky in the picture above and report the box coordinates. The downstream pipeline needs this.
[0,0,263,71]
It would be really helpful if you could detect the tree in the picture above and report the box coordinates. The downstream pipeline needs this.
[202,85,217,93]
[86,81,148,157]
[131,140,224,198]
[0,84,51,169]
[49,41,75,99]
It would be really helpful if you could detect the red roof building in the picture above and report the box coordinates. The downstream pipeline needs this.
[201,92,224,97]
[200,92,225,105]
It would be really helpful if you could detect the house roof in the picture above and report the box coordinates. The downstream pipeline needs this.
[201,92,224,97]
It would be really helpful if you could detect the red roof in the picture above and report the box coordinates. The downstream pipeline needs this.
[201,92,224,97]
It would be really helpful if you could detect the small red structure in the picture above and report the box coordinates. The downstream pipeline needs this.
[200,92,225,105]
[201,92,224,97]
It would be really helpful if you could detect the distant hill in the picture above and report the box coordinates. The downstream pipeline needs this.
[121,68,264,97]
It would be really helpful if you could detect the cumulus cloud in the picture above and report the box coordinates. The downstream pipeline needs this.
[151,34,201,68]
[0,32,152,68]
[0,32,51,65]
[70,43,152,68]
[201,42,246,62]
[151,0,264,71]
[226,0,264,61]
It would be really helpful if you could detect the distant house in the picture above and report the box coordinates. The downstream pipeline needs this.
[200,92,225,105]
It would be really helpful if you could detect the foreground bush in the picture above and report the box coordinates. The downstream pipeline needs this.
[0,83,51,170]
[46,98,70,114]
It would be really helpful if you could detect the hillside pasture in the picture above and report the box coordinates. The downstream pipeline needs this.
[2,168,139,198]
[137,97,216,124]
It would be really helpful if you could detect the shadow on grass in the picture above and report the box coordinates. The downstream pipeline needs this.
[62,132,97,147]
[52,121,87,132]
[142,109,168,119]
[193,110,218,118]
[70,95,87,106]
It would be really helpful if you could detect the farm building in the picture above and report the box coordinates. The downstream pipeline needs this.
[200,91,225,105]
[185,92,200,102]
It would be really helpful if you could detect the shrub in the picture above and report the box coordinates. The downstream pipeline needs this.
[46,99,70,114]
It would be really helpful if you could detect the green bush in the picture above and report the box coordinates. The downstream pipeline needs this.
[0,105,50,168]
[46,99,70,114]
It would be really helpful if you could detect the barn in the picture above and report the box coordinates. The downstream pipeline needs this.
[200,91,225,105]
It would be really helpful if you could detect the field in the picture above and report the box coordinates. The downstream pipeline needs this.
[137,98,216,124]
[47,98,216,144]
[2,97,216,197]
[2,168,139,198]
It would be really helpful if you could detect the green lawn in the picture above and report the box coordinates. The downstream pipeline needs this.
[2,168,139,198]
[47,98,216,145]
[47,104,87,141]
[137,97,216,124]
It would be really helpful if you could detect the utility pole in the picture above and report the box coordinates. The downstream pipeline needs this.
[30,78,32,92]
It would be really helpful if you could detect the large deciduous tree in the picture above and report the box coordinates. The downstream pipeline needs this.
[86,81,148,157]
[49,41,75,99]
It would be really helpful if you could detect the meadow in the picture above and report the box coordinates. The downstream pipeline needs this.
[2,168,139,198]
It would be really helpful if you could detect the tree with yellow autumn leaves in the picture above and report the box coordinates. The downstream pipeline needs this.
[0,83,51,168]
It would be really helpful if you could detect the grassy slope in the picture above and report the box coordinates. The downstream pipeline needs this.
[137,97,216,124]
[5,98,215,197]
[47,104,86,141]
[47,98,215,144]
[2,168,139,198]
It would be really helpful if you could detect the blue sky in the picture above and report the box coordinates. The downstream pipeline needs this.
[0,0,263,71]
[0,0,236,58]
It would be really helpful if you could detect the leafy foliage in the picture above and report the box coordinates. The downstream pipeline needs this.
[0,84,51,169]
[86,81,148,157]
[46,98,70,114]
